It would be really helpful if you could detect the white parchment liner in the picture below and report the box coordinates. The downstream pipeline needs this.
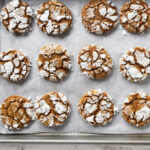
[1,0,150,134]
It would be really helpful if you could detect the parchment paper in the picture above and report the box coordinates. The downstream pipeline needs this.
[1,0,150,134]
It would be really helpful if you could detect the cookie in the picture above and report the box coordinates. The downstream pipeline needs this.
[0,49,31,82]
[36,0,72,35]
[120,47,150,82]
[34,92,71,127]
[0,95,35,130]
[0,0,34,34]
[122,92,150,127]
[78,45,113,79]
[81,0,118,34]
[78,89,117,126]
[120,0,149,34]
[38,44,72,82]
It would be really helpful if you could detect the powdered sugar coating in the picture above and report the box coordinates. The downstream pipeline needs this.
[78,89,117,126]
[122,92,150,127]
[0,95,35,130]
[36,1,72,35]
[0,49,31,82]
[120,47,150,82]
[120,0,149,34]
[34,92,71,127]
[0,0,33,34]
[38,44,72,81]
[81,0,118,34]
[78,45,113,79]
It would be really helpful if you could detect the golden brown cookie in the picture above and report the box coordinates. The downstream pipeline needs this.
[34,92,71,127]
[0,95,35,130]
[120,47,150,82]
[38,44,72,82]
[0,0,34,34]
[78,45,113,79]
[0,49,31,82]
[78,89,117,126]
[120,0,149,34]
[36,0,72,35]
[122,92,150,127]
[81,0,118,34]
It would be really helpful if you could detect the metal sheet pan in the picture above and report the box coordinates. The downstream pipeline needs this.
[1,0,150,144]
[1,133,150,144]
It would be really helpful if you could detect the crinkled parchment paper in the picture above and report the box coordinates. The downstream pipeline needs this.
[1,0,150,134]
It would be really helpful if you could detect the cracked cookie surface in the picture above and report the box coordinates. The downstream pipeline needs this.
[120,0,149,34]
[122,92,150,127]
[34,92,71,127]
[120,47,150,82]
[81,0,118,34]
[78,45,113,79]
[0,95,35,130]
[0,0,34,34]
[0,49,31,82]
[38,44,72,82]
[36,0,72,35]
[78,89,116,126]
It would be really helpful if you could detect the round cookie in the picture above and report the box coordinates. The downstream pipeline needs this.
[34,92,71,127]
[78,45,113,79]
[0,0,34,34]
[0,49,31,82]
[0,95,35,130]
[36,0,72,35]
[81,0,118,34]
[38,44,72,82]
[78,89,117,126]
[120,47,150,82]
[120,0,149,34]
[122,92,150,127]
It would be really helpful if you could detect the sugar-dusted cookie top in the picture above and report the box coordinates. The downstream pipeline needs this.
[81,0,118,34]
[120,0,149,34]
[120,47,150,82]
[78,89,117,126]
[38,44,72,81]
[36,0,72,35]
[122,92,150,127]
[78,45,113,79]
[0,49,31,82]
[0,95,35,130]
[0,0,34,34]
[34,92,71,127]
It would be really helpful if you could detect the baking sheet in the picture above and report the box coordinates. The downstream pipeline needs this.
[1,0,150,134]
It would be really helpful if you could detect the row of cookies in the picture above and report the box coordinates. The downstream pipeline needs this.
[82,0,150,34]
[1,0,150,35]
[0,0,72,35]
[1,90,150,130]
[0,44,150,83]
